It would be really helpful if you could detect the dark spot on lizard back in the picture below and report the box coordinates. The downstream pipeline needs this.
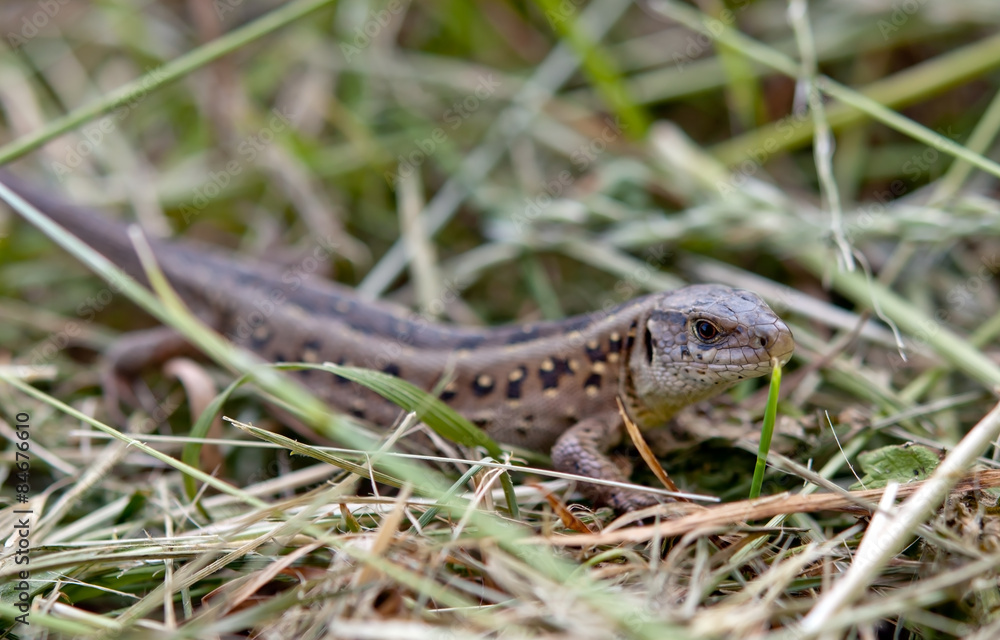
[301,338,322,365]
[235,272,260,287]
[293,294,321,315]
[506,366,527,399]
[347,319,374,335]
[585,339,606,363]
[539,357,572,390]
[625,321,637,351]
[249,324,272,349]
[332,357,351,385]
[608,332,623,355]
[382,363,401,377]
[455,335,486,350]
[472,374,495,397]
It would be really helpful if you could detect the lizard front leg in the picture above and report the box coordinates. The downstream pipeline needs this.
[550,414,664,512]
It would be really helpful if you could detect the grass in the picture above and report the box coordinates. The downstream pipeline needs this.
[2,0,1000,638]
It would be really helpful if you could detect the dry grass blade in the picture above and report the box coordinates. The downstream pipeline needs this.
[355,486,413,585]
[537,469,1000,547]
[530,482,594,533]
[619,396,681,494]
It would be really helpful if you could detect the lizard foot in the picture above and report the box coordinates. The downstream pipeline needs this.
[552,414,675,514]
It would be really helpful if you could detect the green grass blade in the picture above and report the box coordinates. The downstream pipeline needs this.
[0,0,337,164]
[182,374,256,505]
[749,362,782,499]
[232,421,404,488]
[533,0,649,137]
[304,362,505,459]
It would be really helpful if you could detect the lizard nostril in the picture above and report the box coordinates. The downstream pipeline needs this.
[752,334,768,350]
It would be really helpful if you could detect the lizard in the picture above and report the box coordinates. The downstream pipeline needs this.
[0,170,794,511]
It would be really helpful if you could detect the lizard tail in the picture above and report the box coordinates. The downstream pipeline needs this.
[0,169,150,278]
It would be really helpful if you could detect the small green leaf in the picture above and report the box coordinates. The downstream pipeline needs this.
[849,444,940,490]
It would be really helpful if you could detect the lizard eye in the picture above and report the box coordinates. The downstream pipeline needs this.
[693,320,720,342]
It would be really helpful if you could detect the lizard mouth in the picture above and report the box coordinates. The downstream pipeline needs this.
[700,360,776,380]
[687,317,794,374]
[681,343,791,382]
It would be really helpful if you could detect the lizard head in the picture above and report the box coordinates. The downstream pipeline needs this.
[625,284,794,427]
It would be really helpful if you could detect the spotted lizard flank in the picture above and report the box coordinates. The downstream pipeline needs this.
[0,171,795,511]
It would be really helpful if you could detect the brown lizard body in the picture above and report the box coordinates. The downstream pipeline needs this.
[1,172,794,511]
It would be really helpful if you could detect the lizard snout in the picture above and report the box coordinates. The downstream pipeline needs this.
[753,320,794,366]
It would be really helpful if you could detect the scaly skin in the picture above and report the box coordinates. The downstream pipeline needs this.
[1,171,794,511]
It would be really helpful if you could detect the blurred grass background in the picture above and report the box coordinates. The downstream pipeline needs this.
[2,0,1000,637]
